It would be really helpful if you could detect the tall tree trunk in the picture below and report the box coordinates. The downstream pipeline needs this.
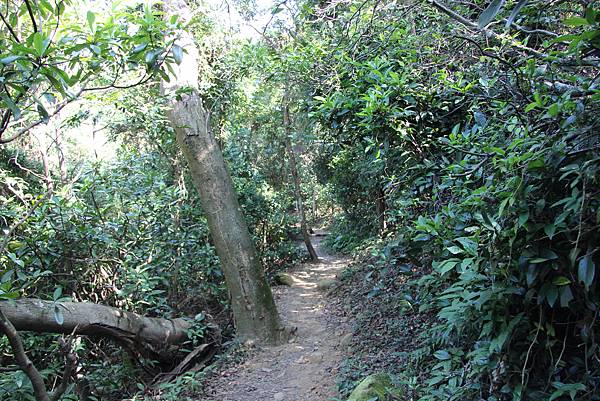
[169,155,184,303]
[162,0,283,344]
[282,98,318,262]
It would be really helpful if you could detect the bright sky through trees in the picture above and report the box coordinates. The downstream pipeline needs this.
[205,0,292,39]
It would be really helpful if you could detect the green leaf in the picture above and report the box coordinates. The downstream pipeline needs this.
[132,43,148,54]
[447,245,463,255]
[550,382,586,401]
[145,51,157,66]
[585,7,597,24]
[544,223,556,239]
[36,102,49,122]
[478,0,506,29]
[172,44,183,65]
[539,283,558,307]
[564,17,589,26]
[490,314,522,352]
[32,32,51,57]
[552,276,570,286]
[547,103,560,117]
[546,285,558,307]
[540,249,559,260]
[434,259,460,275]
[456,237,478,256]
[56,1,66,16]
[44,73,68,97]
[0,291,19,300]
[53,286,62,301]
[7,252,24,268]
[433,350,451,360]
[366,287,381,299]
[0,93,21,119]
[89,44,101,55]
[518,211,529,227]
[159,68,170,83]
[87,11,96,31]
[525,101,537,112]
[569,248,580,268]
[577,253,595,290]
[559,286,574,307]
[0,55,22,65]
[526,265,538,286]
[528,159,545,170]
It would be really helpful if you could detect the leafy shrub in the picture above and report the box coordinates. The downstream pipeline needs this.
[0,140,303,399]
[307,0,600,399]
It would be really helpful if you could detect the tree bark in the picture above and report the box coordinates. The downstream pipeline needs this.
[375,186,386,233]
[162,0,284,344]
[0,299,191,352]
[283,98,318,262]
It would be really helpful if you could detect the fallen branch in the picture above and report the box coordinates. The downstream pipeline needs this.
[0,299,205,361]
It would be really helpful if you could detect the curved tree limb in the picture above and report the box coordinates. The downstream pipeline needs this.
[0,309,51,401]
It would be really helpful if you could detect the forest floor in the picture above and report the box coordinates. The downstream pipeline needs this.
[198,235,352,401]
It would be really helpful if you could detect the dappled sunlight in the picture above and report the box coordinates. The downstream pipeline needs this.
[207,236,351,400]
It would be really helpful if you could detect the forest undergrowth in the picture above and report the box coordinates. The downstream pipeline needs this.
[312,1,600,400]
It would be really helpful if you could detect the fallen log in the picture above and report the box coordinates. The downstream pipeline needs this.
[0,299,206,361]
[1,299,220,400]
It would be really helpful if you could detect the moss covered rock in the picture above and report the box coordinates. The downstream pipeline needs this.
[274,272,294,286]
[316,278,338,291]
[347,373,392,401]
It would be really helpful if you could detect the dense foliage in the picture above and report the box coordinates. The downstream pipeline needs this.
[0,0,184,142]
[301,0,600,400]
[0,1,307,399]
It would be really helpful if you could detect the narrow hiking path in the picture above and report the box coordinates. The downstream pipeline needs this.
[200,235,351,401]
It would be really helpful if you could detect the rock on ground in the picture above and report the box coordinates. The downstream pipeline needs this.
[346,373,391,401]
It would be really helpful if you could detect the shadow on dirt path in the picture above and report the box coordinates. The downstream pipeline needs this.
[199,234,351,401]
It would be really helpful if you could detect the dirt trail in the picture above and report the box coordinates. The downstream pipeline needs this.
[200,235,351,401]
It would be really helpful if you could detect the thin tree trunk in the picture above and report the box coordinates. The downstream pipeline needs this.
[54,127,68,185]
[312,188,317,222]
[282,98,318,262]
[162,0,284,344]
[375,186,386,233]
[34,130,53,191]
